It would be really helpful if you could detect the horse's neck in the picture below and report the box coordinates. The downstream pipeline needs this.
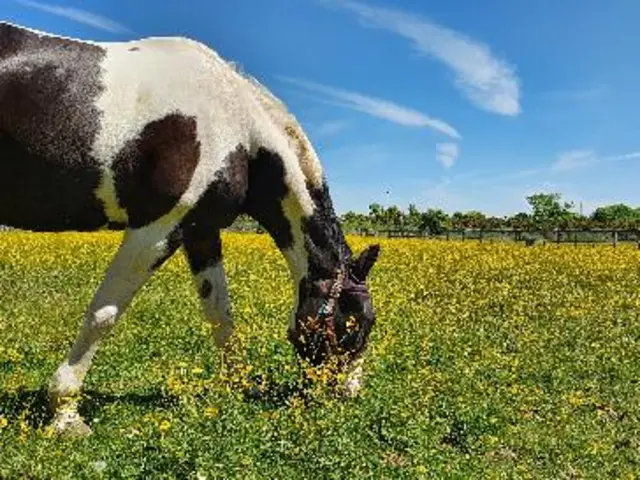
[300,180,352,279]
[247,163,351,285]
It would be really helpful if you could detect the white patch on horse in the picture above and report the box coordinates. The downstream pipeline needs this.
[95,169,128,224]
[193,262,233,348]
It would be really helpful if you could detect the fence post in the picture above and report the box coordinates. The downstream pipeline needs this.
[613,230,618,248]
[556,230,560,244]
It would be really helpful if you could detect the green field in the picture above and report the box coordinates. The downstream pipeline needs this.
[0,231,638,479]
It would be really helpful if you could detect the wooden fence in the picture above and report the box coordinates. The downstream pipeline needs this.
[221,226,640,247]
[377,228,640,247]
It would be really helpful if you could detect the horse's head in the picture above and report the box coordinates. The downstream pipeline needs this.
[288,244,381,379]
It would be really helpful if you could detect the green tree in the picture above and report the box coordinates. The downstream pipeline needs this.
[590,203,640,228]
[368,203,385,229]
[450,211,487,229]
[384,205,403,227]
[507,212,533,230]
[526,192,576,229]
[419,208,450,235]
[405,204,422,230]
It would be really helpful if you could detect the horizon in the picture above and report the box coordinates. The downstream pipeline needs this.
[4,0,640,217]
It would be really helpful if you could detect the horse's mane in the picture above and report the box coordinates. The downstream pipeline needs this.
[228,61,287,111]
[228,61,324,188]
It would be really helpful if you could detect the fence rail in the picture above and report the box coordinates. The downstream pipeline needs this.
[222,226,640,247]
[376,228,640,247]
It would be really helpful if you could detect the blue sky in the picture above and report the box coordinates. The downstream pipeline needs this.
[5,0,640,216]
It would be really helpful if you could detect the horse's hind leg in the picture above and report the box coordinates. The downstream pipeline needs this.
[48,219,182,436]
[182,229,233,351]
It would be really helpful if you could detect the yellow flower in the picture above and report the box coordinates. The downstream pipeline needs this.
[204,407,219,418]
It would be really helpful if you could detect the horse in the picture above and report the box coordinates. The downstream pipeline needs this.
[0,22,381,436]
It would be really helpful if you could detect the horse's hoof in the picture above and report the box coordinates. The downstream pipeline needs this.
[51,411,93,438]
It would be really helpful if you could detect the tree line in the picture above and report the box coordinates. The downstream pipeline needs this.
[229,192,640,234]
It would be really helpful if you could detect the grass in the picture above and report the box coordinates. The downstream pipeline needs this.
[0,231,639,479]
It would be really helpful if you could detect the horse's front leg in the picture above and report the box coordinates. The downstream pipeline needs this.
[182,229,233,352]
[48,220,183,437]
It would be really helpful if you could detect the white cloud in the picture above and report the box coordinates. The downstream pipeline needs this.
[313,120,350,137]
[552,150,598,172]
[552,149,640,172]
[277,76,461,139]
[15,0,131,34]
[435,142,459,168]
[327,0,521,116]
[608,151,640,162]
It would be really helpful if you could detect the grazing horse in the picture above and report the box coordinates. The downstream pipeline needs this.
[0,22,380,436]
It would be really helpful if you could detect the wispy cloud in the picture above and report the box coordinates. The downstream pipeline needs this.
[435,142,459,168]
[277,76,461,139]
[312,120,350,137]
[552,150,598,172]
[15,0,131,34]
[325,0,521,116]
[609,151,640,162]
[552,149,640,172]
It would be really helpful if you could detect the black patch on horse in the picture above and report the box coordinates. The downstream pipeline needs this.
[0,23,108,231]
[180,144,250,273]
[302,180,352,278]
[199,279,213,299]
[181,145,294,273]
[243,147,293,250]
[183,230,223,274]
[112,113,201,228]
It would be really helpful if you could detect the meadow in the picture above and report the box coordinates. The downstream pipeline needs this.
[0,231,638,479]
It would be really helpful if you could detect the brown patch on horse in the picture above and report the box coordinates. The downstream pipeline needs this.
[112,113,201,228]
[0,23,109,231]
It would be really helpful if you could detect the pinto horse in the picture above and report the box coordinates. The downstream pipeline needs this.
[0,22,380,436]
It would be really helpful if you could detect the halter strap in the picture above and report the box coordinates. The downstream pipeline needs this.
[316,266,346,349]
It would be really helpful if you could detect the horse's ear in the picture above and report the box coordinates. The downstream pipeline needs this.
[350,244,380,281]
